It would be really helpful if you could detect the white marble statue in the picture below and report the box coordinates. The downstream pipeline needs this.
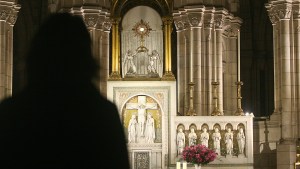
[237,128,246,154]
[200,127,209,147]
[212,127,221,155]
[147,50,160,74]
[123,49,137,75]
[188,128,197,146]
[145,114,155,143]
[128,115,137,143]
[225,128,233,156]
[177,128,185,156]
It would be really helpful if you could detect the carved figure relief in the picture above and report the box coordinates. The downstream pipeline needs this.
[200,127,209,147]
[212,127,221,155]
[128,115,138,143]
[177,128,185,156]
[188,128,197,146]
[123,95,161,143]
[237,127,246,155]
[225,127,234,156]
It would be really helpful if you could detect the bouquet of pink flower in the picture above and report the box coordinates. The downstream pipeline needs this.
[182,144,217,165]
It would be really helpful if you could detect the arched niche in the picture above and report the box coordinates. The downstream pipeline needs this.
[122,95,162,143]
[121,6,163,78]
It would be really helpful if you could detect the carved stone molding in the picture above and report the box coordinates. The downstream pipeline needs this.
[174,19,185,31]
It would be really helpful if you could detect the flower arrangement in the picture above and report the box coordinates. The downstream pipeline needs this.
[182,144,217,165]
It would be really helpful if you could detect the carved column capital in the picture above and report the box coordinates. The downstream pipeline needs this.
[277,4,292,20]
[0,10,9,21]
[293,4,300,20]
[96,15,112,32]
[223,17,241,38]
[203,11,214,29]
[162,16,173,25]
[214,9,227,30]
[187,13,204,28]
[83,13,99,28]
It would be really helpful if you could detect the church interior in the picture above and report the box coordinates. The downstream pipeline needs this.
[0,0,299,168]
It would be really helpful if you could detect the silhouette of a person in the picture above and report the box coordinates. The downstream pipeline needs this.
[0,13,130,169]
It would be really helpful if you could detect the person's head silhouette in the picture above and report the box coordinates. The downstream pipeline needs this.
[26,13,98,87]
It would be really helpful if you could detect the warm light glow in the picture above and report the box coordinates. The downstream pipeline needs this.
[139,27,145,32]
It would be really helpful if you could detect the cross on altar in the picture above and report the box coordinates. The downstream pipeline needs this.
[126,95,157,136]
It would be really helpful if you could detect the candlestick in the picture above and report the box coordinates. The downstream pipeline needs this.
[237,29,240,81]
[183,162,187,169]
[176,162,181,169]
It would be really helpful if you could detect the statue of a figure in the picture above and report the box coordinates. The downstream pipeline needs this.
[188,128,197,146]
[237,128,246,154]
[123,50,137,75]
[177,128,185,156]
[200,127,209,147]
[225,128,233,155]
[145,114,155,143]
[147,50,160,74]
[212,128,221,155]
[128,115,137,143]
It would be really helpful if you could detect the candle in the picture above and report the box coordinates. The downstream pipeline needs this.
[176,162,181,169]
[237,29,240,82]
[183,162,187,169]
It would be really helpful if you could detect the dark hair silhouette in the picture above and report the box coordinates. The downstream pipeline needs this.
[0,13,130,169]
[26,13,98,86]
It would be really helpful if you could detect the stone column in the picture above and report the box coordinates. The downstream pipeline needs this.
[203,9,214,115]
[109,17,121,80]
[0,3,20,100]
[266,2,296,169]
[294,7,300,139]
[214,10,226,115]
[100,19,111,97]
[267,6,281,118]
[278,3,293,142]
[186,7,204,116]
[162,16,175,81]
[174,15,187,115]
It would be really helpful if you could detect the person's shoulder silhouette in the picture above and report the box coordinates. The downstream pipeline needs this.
[0,13,130,169]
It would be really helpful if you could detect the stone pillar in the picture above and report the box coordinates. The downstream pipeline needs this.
[214,10,226,115]
[186,6,204,116]
[99,20,111,97]
[294,7,300,139]
[203,9,214,115]
[174,15,187,115]
[266,2,296,169]
[0,2,20,100]
[81,7,112,96]
[109,17,121,80]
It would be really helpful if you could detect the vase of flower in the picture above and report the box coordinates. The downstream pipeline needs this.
[182,144,217,168]
[194,164,201,169]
